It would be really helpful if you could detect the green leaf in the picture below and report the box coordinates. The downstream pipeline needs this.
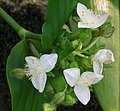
[42,0,78,49]
[59,38,75,60]
[93,1,119,111]
[6,39,44,111]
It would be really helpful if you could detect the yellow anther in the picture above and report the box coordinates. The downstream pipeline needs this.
[39,72,42,74]
[37,64,40,67]
[32,59,34,63]
[31,75,35,78]
[92,22,94,24]
[81,11,85,16]
[86,22,89,25]
[98,16,101,19]
[25,73,29,77]
[25,64,28,67]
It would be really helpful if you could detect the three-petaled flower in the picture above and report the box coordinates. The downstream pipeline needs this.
[77,3,108,29]
[25,54,58,93]
[93,49,115,74]
[63,68,103,105]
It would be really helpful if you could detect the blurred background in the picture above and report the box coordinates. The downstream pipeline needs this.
[0,0,103,111]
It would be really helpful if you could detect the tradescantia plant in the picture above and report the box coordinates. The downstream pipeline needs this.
[0,1,118,111]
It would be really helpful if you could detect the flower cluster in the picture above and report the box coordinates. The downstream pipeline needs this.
[24,3,115,106]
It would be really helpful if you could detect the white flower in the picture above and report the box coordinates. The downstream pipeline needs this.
[93,49,115,74]
[25,54,58,93]
[63,68,103,105]
[77,3,108,29]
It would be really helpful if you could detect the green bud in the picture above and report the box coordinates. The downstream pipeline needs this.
[43,103,56,111]
[63,24,72,33]
[10,68,25,79]
[100,22,115,38]
[51,92,65,105]
[69,61,78,68]
[63,94,77,106]
[60,59,69,69]
[71,39,82,49]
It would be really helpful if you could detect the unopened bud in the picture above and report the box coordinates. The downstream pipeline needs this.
[72,39,82,49]
[43,103,56,111]
[63,94,77,106]
[10,68,25,79]
[100,22,115,38]
[51,92,65,105]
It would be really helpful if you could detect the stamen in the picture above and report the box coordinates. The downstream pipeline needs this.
[39,72,42,74]
[81,11,85,16]
[37,64,40,67]
[32,59,34,63]
[25,73,29,77]
[25,64,28,67]
[98,16,101,19]
[86,22,89,25]
[92,22,94,24]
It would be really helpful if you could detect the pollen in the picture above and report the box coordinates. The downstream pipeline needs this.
[81,11,85,16]
[32,59,34,63]
[92,22,94,24]
[25,64,28,67]
[25,73,29,77]
[37,64,40,67]
[39,72,42,74]
[98,16,101,19]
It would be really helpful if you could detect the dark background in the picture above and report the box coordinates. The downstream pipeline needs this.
[0,1,102,111]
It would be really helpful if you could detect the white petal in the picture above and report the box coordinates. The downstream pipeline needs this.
[94,49,115,64]
[31,72,47,93]
[39,53,58,72]
[74,84,90,105]
[63,68,80,87]
[77,3,88,22]
[25,56,38,67]
[78,22,90,28]
[93,14,108,28]
[81,71,104,85]
[93,61,103,74]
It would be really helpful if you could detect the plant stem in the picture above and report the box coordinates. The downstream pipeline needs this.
[0,7,42,40]
[0,7,23,39]
[82,37,100,51]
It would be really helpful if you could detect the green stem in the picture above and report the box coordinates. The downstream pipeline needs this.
[0,7,42,40]
[27,40,40,58]
[0,7,23,39]
[82,37,100,51]
[25,31,42,40]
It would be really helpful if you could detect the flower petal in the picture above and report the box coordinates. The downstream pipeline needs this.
[77,3,88,22]
[93,49,115,64]
[78,22,90,28]
[81,71,104,85]
[93,61,103,74]
[74,84,90,105]
[39,53,58,72]
[63,68,80,87]
[25,56,38,67]
[31,72,47,93]
[93,14,108,28]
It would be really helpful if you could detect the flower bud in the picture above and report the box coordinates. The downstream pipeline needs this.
[100,22,115,38]
[71,39,82,49]
[10,68,25,79]
[63,94,77,106]
[43,103,56,111]
[51,92,65,105]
